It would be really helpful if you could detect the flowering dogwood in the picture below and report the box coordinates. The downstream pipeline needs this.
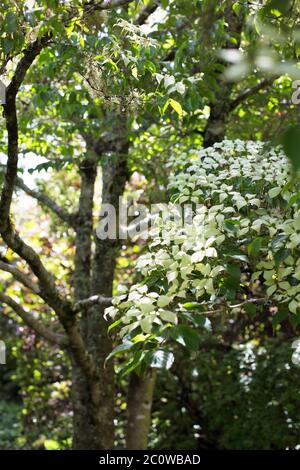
[106,140,300,357]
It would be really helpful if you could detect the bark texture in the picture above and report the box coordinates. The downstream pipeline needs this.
[71,117,129,449]
[0,2,158,453]
[126,370,157,450]
[203,3,245,147]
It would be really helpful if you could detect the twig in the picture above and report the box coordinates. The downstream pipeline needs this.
[0,293,68,347]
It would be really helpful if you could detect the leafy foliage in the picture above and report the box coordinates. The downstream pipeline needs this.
[107,140,300,367]
[1,0,300,451]
[150,335,300,450]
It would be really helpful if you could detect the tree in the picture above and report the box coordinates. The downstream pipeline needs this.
[1,0,300,450]
[107,140,300,360]
[0,0,146,450]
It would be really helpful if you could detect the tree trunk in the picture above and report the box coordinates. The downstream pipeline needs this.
[72,118,129,449]
[71,122,129,449]
[203,85,233,147]
[203,2,245,147]
[70,114,159,450]
[126,370,157,450]
[71,361,115,449]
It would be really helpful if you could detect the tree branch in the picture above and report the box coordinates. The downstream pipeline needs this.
[0,293,68,347]
[0,35,75,318]
[16,177,76,227]
[0,35,52,234]
[74,294,112,311]
[0,260,40,294]
[228,77,276,112]
[1,227,75,315]
[85,0,134,11]
[229,297,268,309]
[0,16,102,388]
[5,36,52,101]
[134,0,160,26]
[203,297,269,316]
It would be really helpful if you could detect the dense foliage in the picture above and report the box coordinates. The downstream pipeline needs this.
[107,140,300,369]
[1,0,300,451]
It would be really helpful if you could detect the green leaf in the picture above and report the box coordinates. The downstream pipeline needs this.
[33,370,42,381]
[108,319,122,332]
[169,98,183,118]
[224,219,239,232]
[157,295,171,307]
[132,334,149,343]
[65,22,75,37]
[105,341,134,363]
[248,237,263,257]
[227,264,241,281]
[179,310,207,327]
[289,300,299,314]
[271,234,287,250]
[79,36,85,48]
[119,350,145,377]
[244,303,257,317]
[103,58,119,71]
[268,187,281,198]
[271,309,289,329]
[162,98,170,115]
[5,12,18,33]
[232,2,242,15]
[140,317,152,333]
[171,325,200,351]
[268,0,292,14]
[290,313,300,329]
[160,310,177,323]
[274,248,290,267]
[182,302,203,311]
[288,192,300,207]
[1,38,14,54]
[281,126,300,172]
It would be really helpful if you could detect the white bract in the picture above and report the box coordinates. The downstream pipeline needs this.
[106,140,300,339]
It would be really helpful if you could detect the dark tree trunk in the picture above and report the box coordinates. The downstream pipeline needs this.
[203,2,245,147]
[203,85,234,147]
[71,114,159,450]
[71,361,115,449]
[126,370,157,450]
[71,117,129,449]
